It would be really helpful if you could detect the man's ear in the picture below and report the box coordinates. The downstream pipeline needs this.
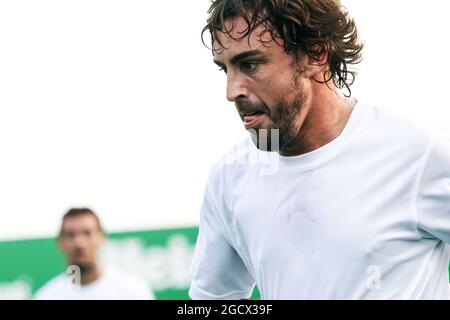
[302,44,328,79]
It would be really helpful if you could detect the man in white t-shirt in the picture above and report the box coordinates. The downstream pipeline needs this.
[34,208,154,300]
[189,0,450,300]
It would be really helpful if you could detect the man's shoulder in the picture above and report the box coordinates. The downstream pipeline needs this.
[32,273,67,300]
[359,102,434,155]
[369,103,432,143]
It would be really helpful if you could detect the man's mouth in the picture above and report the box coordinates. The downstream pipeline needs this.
[243,111,266,129]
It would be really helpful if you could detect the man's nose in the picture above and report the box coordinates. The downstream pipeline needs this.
[73,234,88,246]
[226,71,249,102]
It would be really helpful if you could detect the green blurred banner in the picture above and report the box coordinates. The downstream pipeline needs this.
[0,227,198,300]
[0,228,446,300]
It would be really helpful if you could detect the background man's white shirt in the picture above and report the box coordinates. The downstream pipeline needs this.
[34,268,155,300]
[190,101,450,300]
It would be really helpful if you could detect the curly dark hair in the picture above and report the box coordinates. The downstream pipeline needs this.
[202,0,364,96]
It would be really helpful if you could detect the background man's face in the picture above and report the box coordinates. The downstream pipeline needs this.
[213,16,311,151]
[58,215,104,270]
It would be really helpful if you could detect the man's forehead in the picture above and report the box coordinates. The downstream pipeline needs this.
[64,215,98,229]
[212,16,275,61]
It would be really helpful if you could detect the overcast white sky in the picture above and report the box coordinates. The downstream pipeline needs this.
[0,0,449,241]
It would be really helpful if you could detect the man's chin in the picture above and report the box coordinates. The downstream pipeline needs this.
[248,128,281,153]
[69,260,94,271]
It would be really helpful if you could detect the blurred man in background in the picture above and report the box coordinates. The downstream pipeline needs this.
[34,208,154,300]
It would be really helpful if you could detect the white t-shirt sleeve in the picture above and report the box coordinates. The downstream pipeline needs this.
[416,136,450,243]
[189,166,255,300]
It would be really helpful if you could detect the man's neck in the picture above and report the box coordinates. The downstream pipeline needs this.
[280,88,357,157]
[79,263,103,285]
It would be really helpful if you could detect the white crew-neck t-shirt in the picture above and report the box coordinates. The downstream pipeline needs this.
[189,100,450,300]
[34,268,154,300]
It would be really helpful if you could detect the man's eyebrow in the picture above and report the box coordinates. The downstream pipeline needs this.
[214,50,266,66]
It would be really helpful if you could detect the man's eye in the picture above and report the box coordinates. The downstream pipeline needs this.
[241,62,257,72]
